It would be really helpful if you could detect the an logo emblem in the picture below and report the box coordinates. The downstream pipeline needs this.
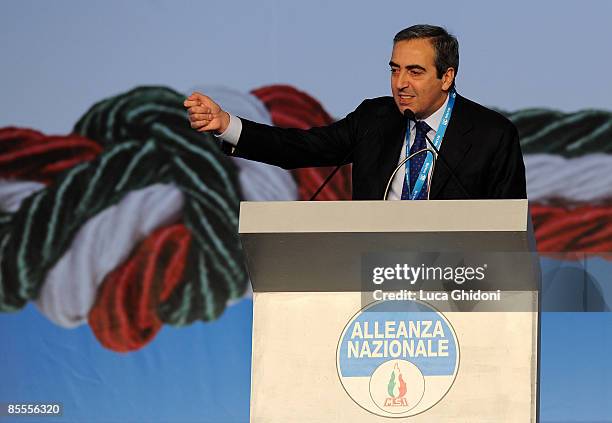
[336,300,460,418]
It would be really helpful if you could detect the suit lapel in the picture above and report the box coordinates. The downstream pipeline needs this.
[429,95,474,199]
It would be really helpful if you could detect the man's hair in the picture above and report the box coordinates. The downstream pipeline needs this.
[393,25,459,85]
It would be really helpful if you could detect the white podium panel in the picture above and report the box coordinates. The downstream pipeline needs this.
[241,201,539,422]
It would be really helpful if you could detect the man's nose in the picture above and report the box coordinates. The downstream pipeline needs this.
[396,71,410,90]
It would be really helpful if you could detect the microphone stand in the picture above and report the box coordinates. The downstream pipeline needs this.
[309,126,376,201]
[383,148,437,200]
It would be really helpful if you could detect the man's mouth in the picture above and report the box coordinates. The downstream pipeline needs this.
[398,94,415,102]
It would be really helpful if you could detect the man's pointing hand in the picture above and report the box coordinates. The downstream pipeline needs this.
[184,92,230,134]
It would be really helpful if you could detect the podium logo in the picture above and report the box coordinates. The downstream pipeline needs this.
[336,300,459,418]
[384,363,408,406]
[371,360,425,413]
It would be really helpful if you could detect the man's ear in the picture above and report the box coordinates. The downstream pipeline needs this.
[441,67,456,91]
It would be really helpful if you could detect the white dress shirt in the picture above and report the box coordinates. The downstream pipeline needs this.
[217,93,450,200]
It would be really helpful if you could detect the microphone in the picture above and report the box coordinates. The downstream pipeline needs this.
[402,109,417,122]
[401,109,473,199]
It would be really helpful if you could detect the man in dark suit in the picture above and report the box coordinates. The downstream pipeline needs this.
[184,25,526,200]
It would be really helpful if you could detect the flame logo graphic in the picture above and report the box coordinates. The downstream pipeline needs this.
[387,362,408,398]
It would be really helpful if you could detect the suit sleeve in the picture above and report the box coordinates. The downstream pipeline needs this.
[486,122,527,199]
[224,103,366,170]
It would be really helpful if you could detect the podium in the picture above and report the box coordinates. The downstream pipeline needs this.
[240,200,539,422]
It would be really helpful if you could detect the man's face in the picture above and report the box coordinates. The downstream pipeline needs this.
[390,38,454,119]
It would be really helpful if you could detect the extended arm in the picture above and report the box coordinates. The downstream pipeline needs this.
[185,91,363,170]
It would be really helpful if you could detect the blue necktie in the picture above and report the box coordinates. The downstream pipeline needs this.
[401,120,431,200]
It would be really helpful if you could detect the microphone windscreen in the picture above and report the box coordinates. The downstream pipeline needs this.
[403,109,416,121]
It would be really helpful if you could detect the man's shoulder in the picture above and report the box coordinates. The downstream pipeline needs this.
[354,96,399,118]
[456,94,515,131]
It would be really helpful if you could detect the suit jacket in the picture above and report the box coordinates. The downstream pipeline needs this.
[227,94,527,200]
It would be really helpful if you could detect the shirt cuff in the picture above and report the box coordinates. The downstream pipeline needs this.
[214,113,242,146]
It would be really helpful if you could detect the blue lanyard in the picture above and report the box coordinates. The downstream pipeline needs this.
[405,89,457,200]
